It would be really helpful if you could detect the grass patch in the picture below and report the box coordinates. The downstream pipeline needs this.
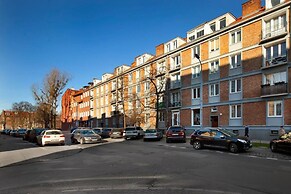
[252,142,269,148]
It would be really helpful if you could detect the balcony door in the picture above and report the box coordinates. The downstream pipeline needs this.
[172,111,180,126]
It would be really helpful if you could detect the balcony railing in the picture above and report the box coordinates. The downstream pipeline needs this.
[169,101,181,107]
[261,82,288,96]
[264,55,287,68]
[170,81,181,89]
[261,24,287,40]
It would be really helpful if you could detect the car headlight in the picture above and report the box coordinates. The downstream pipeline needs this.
[238,139,247,144]
[84,137,91,140]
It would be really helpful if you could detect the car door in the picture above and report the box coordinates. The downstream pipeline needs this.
[197,129,214,147]
[212,130,228,148]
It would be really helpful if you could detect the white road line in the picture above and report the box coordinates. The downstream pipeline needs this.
[266,157,278,161]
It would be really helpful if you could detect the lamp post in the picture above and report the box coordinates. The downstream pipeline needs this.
[194,54,203,129]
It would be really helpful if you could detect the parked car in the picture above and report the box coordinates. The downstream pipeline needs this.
[28,128,46,143]
[270,132,291,153]
[143,129,163,141]
[101,128,112,138]
[23,129,32,141]
[190,127,252,153]
[92,128,103,137]
[36,129,65,146]
[166,126,186,143]
[123,126,144,140]
[15,129,27,137]
[10,129,18,137]
[110,128,124,139]
[71,129,102,144]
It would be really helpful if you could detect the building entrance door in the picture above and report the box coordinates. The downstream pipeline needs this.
[211,116,218,127]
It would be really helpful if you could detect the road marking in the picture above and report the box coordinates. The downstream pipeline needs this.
[266,157,278,161]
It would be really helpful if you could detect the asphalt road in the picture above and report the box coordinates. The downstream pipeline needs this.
[0,135,291,194]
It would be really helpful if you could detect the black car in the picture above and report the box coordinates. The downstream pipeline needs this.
[166,126,186,143]
[190,128,252,153]
[270,133,291,153]
[101,128,112,138]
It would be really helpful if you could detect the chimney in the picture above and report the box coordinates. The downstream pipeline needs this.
[242,0,261,17]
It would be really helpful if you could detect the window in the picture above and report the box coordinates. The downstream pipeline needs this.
[210,23,216,32]
[210,38,219,52]
[209,83,219,96]
[136,100,141,108]
[192,65,201,78]
[157,61,166,74]
[189,35,195,41]
[173,40,178,49]
[197,30,204,38]
[230,79,241,93]
[158,112,165,122]
[264,71,286,85]
[145,113,150,123]
[171,92,180,104]
[192,109,201,126]
[266,41,286,61]
[209,60,219,74]
[192,88,200,99]
[230,53,241,69]
[265,15,286,35]
[230,30,241,44]
[136,84,140,93]
[166,43,171,52]
[145,81,150,91]
[220,18,226,29]
[268,101,282,117]
[128,73,132,83]
[157,76,166,91]
[145,97,150,107]
[230,104,242,118]
[192,45,200,59]
[128,86,132,95]
[172,55,181,69]
[136,70,140,81]
[144,65,150,77]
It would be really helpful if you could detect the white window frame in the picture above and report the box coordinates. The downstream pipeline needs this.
[230,53,241,69]
[192,45,200,59]
[230,30,242,45]
[209,83,219,97]
[171,54,181,69]
[192,87,200,99]
[268,101,282,117]
[230,104,242,119]
[265,41,286,61]
[191,109,201,126]
[230,79,241,93]
[209,60,219,74]
[192,65,201,78]
[210,38,219,52]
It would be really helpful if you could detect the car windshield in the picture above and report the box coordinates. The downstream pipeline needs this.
[125,128,135,131]
[145,129,156,133]
[93,129,101,132]
[81,130,96,135]
[46,131,62,135]
[220,128,237,137]
[169,127,183,132]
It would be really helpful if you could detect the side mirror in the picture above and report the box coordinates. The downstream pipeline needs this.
[220,135,226,139]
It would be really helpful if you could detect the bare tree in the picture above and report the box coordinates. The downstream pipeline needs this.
[32,68,70,128]
[143,65,168,129]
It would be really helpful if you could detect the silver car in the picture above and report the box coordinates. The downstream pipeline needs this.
[71,129,102,144]
[143,129,163,141]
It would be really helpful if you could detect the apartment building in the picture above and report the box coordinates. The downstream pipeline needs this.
[61,0,291,140]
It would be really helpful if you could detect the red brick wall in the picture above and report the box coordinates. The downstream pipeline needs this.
[242,20,262,48]
[243,74,262,98]
[242,0,261,17]
[180,109,191,127]
[284,98,291,125]
[182,48,191,68]
[181,68,192,88]
[156,44,164,56]
[243,47,263,73]
[220,80,229,102]
[181,89,192,107]
[243,101,266,125]
[220,56,229,79]
[220,33,229,55]
[219,105,229,126]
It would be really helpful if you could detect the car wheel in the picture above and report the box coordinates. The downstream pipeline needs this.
[229,143,239,153]
[270,143,277,152]
[80,138,84,144]
[193,141,202,150]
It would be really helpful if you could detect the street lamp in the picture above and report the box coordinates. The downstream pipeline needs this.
[194,54,203,129]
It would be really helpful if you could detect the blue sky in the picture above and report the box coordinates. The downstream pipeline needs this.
[0,0,250,111]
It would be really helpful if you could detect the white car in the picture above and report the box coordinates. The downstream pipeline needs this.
[37,129,65,146]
